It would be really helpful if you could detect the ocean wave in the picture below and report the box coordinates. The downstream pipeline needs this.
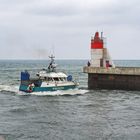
[0,84,19,93]
[30,89,88,96]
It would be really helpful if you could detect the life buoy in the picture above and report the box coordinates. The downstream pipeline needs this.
[28,84,34,92]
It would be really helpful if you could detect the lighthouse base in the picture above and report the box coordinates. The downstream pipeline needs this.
[84,67,140,91]
[88,74,140,90]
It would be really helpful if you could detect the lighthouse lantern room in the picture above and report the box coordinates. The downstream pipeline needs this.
[90,32,115,68]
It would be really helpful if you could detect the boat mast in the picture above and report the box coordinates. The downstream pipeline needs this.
[48,55,56,72]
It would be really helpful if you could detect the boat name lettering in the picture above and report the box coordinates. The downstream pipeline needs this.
[52,87,65,90]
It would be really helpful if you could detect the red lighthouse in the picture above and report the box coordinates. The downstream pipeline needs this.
[90,32,115,68]
[91,32,104,49]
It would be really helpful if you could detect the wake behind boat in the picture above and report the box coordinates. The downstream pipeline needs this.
[19,55,79,93]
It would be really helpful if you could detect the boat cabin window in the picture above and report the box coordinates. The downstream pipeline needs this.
[53,77,59,81]
[46,77,66,81]
[48,77,53,81]
[58,78,64,81]
[60,77,66,81]
[59,78,63,81]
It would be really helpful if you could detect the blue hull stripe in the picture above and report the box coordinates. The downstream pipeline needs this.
[19,85,76,93]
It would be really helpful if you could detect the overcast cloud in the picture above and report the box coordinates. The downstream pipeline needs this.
[0,0,140,59]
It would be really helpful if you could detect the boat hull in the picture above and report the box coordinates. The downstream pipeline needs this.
[19,84,77,93]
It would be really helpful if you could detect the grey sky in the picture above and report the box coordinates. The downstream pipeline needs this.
[0,0,140,59]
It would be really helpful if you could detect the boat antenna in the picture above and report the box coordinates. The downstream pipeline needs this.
[49,54,55,62]
[48,54,56,72]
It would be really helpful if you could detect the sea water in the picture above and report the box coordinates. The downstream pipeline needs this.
[0,60,140,140]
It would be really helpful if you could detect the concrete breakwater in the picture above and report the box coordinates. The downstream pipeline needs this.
[83,66,140,90]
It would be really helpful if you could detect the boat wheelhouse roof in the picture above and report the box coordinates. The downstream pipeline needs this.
[38,71,67,78]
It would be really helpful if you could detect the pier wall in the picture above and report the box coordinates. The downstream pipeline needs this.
[84,67,140,90]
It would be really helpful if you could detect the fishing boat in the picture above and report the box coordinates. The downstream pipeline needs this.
[19,55,79,93]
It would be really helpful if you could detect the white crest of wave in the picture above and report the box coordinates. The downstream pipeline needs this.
[30,89,87,96]
[0,84,19,93]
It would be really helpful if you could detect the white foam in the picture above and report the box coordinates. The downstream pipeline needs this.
[0,84,19,93]
[30,89,87,96]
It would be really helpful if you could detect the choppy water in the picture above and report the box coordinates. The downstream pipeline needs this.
[0,60,140,140]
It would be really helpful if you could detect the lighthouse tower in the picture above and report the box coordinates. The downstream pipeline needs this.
[84,32,140,91]
[90,32,115,68]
